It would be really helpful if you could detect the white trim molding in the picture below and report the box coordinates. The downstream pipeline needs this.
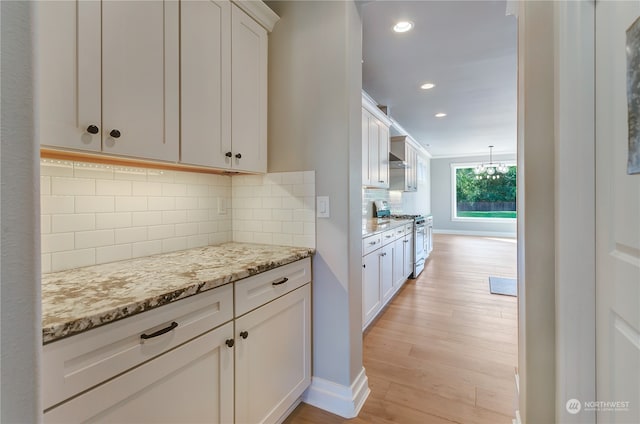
[433,229,517,238]
[302,367,370,419]
[231,0,280,32]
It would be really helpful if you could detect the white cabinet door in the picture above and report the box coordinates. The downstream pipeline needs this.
[362,250,381,329]
[392,236,406,290]
[378,123,390,188]
[101,0,179,162]
[404,232,414,278]
[231,4,268,172]
[235,284,311,424]
[44,322,235,424]
[368,117,381,186]
[380,243,394,303]
[36,0,101,152]
[181,0,231,168]
[362,109,372,186]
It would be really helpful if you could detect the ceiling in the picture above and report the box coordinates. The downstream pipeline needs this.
[361,0,517,158]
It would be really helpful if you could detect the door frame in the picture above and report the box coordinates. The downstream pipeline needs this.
[516,1,597,423]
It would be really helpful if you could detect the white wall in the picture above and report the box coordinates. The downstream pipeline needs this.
[431,153,517,236]
[266,0,367,415]
[0,1,42,421]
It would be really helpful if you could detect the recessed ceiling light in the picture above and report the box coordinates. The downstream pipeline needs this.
[393,21,414,33]
[420,83,435,90]
[435,112,447,118]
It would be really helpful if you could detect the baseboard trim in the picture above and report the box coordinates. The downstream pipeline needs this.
[301,367,370,418]
[433,229,517,238]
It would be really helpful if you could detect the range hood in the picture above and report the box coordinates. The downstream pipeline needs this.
[389,151,408,168]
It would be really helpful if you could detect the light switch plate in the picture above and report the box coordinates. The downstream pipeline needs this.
[317,196,330,218]
[217,198,227,215]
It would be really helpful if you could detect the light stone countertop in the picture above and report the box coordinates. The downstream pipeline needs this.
[362,218,412,237]
[42,242,314,344]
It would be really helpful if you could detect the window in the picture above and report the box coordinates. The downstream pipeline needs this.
[451,163,517,221]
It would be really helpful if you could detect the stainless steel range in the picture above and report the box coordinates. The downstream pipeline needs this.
[391,214,426,278]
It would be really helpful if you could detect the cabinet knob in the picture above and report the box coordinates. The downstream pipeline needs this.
[235,153,242,159]
[109,129,121,138]
[379,180,385,183]
[240,331,249,339]
[225,152,232,158]
[225,339,234,348]
[86,125,99,134]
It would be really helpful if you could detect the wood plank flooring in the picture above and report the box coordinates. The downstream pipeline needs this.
[284,234,518,424]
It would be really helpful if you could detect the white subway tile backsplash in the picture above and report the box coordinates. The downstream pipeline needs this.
[175,223,199,237]
[42,196,75,214]
[115,227,148,244]
[187,234,209,248]
[42,233,74,253]
[42,254,52,273]
[51,177,95,196]
[148,196,176,211]
[132,181,162,196]
[96,212,132,229]
[162,210,187,225]
[161,183,187,197]
[132,211,162,227]
[41,161,312,272]
[132,240,162,258]
[115,196,147,212]
[51,248,95,272]
[41,215,51,234]
[75,229,115,249]
[96,180,132,196]
[162,237,188,253]
[41,176,51,195]
[97,245,132,264]
[76,196,114,213]
[293,235,315,248]
[52,214,95,233]
[148,224,175,241]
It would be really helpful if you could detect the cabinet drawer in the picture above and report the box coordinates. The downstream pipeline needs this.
[363,234,382,255]
[393,225,406,239]
[43,284,233,410]
[235,257,311,317]
[381,229,396,246]
[405,223,414,234]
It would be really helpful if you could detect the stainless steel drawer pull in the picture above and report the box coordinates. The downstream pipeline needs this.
[272,277,289,286]
[140,321,178,340]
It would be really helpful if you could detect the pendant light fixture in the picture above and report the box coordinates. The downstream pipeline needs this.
[473,145,509,180]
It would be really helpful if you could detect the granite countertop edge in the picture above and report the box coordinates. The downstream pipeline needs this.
[362,218,413,237]
[42,243,315,344]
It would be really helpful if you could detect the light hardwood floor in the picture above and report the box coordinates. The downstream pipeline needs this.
[284,234,518,424]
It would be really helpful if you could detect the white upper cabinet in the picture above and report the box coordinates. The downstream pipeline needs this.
[362,94,391,188]
[180,0,232,168]
[36,1,101,152]
[102,1,179,161]
[37,0,180,162]
[230,4,268,172]
[38,0,277,172]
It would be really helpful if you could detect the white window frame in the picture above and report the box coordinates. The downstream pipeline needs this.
[450,162,518,223]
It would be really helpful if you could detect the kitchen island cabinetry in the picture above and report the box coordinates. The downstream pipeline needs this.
[42,245,312,424]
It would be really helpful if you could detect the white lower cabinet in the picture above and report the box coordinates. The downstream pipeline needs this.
[44,323,234,424]
[235,284,311,424]
[362,224,413,331]
[43,258,312,424]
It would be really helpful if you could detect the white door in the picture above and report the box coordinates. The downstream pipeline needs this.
[36,0,101,151]
[235,285,311,424]
[596,2,640,422]
[181,0,231,168]
[101,0,179,162]
[231,4,268,172]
